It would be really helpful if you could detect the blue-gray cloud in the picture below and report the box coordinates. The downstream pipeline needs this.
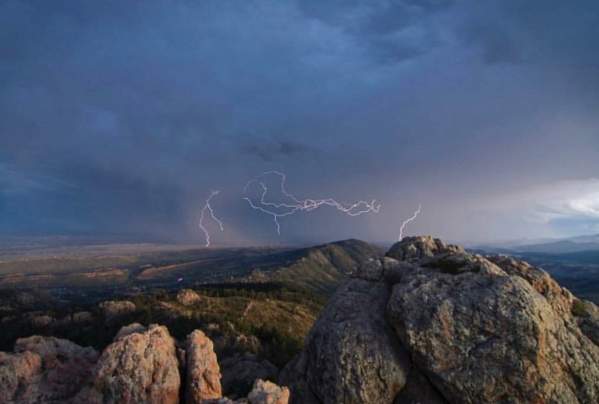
[1,0,599,243]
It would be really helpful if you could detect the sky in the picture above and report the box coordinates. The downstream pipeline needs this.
[1,0,599,245]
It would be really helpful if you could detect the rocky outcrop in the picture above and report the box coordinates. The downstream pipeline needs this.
[284,236,599,404]
[0,321,289,404]
[98,299,136,321]
[386,236,464,262]
[247,379,290,404]
[75,324,181,404]
[0,336,98,403]
[0,350,41,403]
[387,238,599,403]
[186,330,222,403]
[177,289,203,306]
[281,278,410,404]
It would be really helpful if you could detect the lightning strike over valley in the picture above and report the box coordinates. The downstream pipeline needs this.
[243,171,380,235]
[199,190,224,247]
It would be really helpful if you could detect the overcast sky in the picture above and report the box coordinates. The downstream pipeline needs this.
[2,0,599,245]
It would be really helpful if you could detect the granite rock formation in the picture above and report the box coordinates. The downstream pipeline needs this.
[283,236,599,404]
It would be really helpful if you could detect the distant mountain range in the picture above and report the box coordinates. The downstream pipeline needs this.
[474,234,599,254]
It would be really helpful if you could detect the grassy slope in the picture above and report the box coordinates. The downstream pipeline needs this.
[0,239,382,366]
[245,239,384,295]
[0,283,324,368]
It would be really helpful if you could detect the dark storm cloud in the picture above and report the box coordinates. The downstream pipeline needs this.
[2,0,599,243]
[457,23,522,64]
[456,0,599,65]
[242,140,317,162]
[296,0,453,63]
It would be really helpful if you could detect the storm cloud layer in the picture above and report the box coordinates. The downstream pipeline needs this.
[1,0,599,244]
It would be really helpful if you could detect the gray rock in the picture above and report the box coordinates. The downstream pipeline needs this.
[487,254,575,316]
[382,258,418,284]
[386,236,464,262]
[386,239,599,404]
[573,299,599,346]
[353,257,383,281]
[281,279,410,404]
[393,368,447,404]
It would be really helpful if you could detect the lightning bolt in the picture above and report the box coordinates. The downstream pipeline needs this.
[199,190,224,247]
[243,171,381,235]
[399,204,421,241]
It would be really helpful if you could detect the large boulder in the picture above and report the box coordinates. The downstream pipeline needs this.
[283,236,599,404]
[281,278,410,404]
[186,329,223,403]
[74,324,180,404]
[386,236,599,403]
[0,336,98,403]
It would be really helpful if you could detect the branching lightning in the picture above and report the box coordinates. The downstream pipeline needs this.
[199,190,224,247]
[243,171,380,235]
[399,204,422,241]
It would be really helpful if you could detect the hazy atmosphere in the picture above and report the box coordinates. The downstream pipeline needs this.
[2,0,599,245]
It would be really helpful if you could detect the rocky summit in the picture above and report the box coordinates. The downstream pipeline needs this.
[282,236,599,403]
[1,236,599,403]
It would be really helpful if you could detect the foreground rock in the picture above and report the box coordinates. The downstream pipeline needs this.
[387,237,599,403]
[186,330,222,403]
[0,336,98,403]
[284,236,599,404]
[281,278,409,403]
[75,324,181,404]
[0,321,289,404]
